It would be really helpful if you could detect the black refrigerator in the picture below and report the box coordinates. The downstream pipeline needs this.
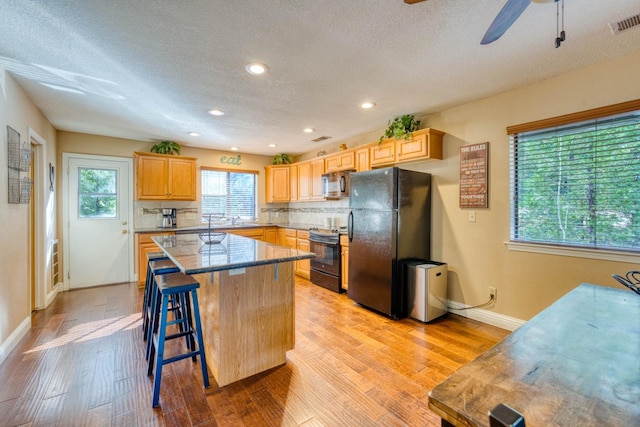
[347,167,431,319]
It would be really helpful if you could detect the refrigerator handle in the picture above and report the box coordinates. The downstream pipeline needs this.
[340,175,346,192]
[348,211,353,242]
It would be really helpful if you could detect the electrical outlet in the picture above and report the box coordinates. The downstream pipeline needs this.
[489,287,497,301]
[137,207,144,215]
[186,212,196,220]
[468,211,476,222]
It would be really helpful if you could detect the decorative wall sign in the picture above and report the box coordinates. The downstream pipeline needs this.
[459,142,488,208]
[7,126,33,204]
[220,154,242,165]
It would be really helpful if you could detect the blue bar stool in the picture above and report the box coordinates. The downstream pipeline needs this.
[143,259,179,346]
[142,252,169,327]
[147,272,209,407]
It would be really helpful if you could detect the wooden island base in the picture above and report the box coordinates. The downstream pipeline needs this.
[194,261,295,387]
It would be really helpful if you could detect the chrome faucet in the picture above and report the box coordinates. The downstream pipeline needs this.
[231,215,242,225]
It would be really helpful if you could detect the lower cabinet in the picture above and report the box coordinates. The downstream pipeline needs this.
[263,227,278,244]
[340,234,349,291]
[296,230,310,279]
[136,232,174,286]
[282,228,310,278]
[226,227,265,240]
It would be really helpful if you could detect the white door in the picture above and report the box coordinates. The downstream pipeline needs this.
[65,154,132,289]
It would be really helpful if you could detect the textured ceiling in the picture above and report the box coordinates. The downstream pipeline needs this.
[1,0,639,156]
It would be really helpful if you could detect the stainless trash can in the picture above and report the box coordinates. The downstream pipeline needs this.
[407,262,447,322]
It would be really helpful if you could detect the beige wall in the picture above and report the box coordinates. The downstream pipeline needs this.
[305,51,640,321]
[0,69,57,358]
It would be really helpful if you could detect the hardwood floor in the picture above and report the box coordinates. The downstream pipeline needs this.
[0,278,509,427]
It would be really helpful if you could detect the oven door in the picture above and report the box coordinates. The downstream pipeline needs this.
[309,239,340,277]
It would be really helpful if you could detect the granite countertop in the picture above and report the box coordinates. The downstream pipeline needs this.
[151,232,316,275]
[135,222,321,234]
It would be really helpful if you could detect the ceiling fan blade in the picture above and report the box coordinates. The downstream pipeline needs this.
[481,0,531,45]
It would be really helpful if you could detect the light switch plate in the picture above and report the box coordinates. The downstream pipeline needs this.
[468,211,476,222]
[186,212,196,220]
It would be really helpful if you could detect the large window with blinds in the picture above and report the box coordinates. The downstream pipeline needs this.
[201,168,257,219]
[510,107,640,252]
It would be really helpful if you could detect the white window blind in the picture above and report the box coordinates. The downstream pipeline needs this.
[510,110,640,252]
[201,169,257,219]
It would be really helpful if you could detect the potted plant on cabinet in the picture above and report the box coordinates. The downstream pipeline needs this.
[379,114,421,144]
[272,153,293,164]
[150,140,181,155]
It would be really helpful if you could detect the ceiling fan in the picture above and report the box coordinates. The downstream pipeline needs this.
[405,0,565,46]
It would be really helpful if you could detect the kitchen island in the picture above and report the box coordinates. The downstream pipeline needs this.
[152,233,315,387]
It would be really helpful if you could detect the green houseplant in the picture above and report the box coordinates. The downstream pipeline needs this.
[379,114,421,144]
[272,153,293,165]
[150,140,181,155]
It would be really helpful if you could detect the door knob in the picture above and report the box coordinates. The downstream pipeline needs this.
[122,221,128,225]
[122,230,128,234]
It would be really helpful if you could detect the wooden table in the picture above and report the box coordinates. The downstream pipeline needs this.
[152,233,315,386]
[428,283,640,426]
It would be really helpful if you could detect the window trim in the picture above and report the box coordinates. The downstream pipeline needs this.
[507,98,640,258]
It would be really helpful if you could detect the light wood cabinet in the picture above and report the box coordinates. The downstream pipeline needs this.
[340,234,349,291]
[395,128,445,162]
[355,147,370,172]
[297,159,324,201]
[265,165,290,203]
[289,164,298,202]
[370,140,396,167]
[371,128,445,167]
[310,159,324,200]
[324,151,355,172]
[136,232,174,285]
[297,161,311,201]
[296,230,311,279]
[226,227,265,240]
[281,228,310,278]
[134,152,197,200]
[263,227,278,244]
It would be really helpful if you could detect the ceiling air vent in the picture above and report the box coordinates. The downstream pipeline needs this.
[609,13,640,34]
[311,136,332,143]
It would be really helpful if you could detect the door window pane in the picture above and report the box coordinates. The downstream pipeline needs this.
[78,168,118,218]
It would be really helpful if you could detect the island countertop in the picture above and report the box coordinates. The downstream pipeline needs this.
[151,232,316,275]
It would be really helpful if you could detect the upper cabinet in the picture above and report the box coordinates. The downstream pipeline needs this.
[264,128,445,203]
[370,128,445,168]
[324,151,355,173]
[134,152,197,200]
[355,147,370,172]
[265,165,291,203]
[297,159,324,201]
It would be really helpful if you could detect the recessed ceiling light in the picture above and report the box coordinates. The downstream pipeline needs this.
[188,132,199,136]
[230,146,239,151]
[245,62,269,75]
[268,144,277,148]
[208,109,225,116]
[303,128,315,133]
[361,101,376,109]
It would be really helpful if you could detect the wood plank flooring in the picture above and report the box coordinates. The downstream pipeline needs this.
[0,278,509,426]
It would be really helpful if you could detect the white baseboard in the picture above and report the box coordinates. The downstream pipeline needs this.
[0,316,31,366]
[447,300,525,331]
[45,282,60,308]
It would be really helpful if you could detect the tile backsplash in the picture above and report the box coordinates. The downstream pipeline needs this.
[134,199,350,229]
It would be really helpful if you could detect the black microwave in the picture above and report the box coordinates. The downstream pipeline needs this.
[322,170,353,199]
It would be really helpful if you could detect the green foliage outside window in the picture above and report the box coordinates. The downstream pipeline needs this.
[512,112,640,251]
[78,168,117,218]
